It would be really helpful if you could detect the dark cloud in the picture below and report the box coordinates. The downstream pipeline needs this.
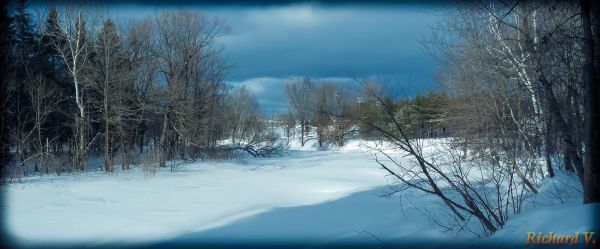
[219,5,444,114]
[105,3,446,113]
[214,5,441,80]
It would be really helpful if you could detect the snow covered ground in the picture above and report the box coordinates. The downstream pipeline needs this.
[485,170,599,248]
[2,138,596,248]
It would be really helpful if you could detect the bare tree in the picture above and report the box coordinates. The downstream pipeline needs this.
[123,17,155,156]
[227,86,262,145]
[280,111,296,141]
[313,82,355,146]
[285,77,313,146]
[149,11,227,167]
[91,19,126,172]
[46,4,96,171]
[218,86,283,158]
[25,74,62,175]
[357,79,531,235]
[478,1,584,181]
[313,83,331,147]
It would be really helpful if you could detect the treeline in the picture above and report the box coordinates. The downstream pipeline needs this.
[281,77,452,147]
[0,1,271,181]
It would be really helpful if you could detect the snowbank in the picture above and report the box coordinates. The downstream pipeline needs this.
[484,170,598,248]
[484,203,598,247]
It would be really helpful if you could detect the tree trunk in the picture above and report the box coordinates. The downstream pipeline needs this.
[518,2,576,180]
[564,147,574,172]
[138,124,145,154]
[519,1,585,184]
[73,115,85,172]
[78,116,85,171]
[45,138,49,175]
[565,81,575,173]
[545,114,555,178]
[300,120,305,146]
[37,109,43,175]
[158,113,169,167]
[121,140,131,171]
[104,95,111,172]
[538,75,584,182]
[581,0,600,204]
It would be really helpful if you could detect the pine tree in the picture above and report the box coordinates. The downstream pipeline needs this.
[13,0,35,69]
[0,0,14,174]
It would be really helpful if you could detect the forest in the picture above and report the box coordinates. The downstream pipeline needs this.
[0,0,599,246]
[0,1,456,178]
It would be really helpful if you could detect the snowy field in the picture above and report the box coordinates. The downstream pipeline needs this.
[2,139,597,248]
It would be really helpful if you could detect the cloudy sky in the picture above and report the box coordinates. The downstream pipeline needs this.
[54,1,449,114]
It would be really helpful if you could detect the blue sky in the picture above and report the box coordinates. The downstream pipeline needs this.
[33,1,448,114]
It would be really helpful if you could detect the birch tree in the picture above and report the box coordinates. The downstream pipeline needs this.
[46,5,94,171]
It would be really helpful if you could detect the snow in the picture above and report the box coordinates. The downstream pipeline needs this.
[2,137,596,247]
[485,170,599,247]
[485,203,599,247]
[4,146,448,246]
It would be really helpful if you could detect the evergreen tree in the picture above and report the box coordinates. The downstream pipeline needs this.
[13,0,35,68]
[0,0,14,174]
[10,0,38,175]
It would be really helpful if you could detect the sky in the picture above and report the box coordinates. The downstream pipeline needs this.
[33,1,449,115]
